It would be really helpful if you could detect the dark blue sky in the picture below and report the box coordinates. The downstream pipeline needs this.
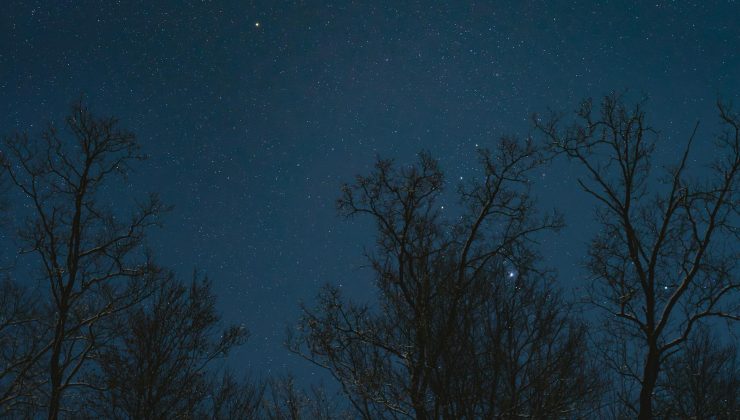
[2,0,738,380]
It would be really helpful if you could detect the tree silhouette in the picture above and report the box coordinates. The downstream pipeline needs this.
[655,326,739,419]
[0,278,46,414]
[536,94,740,419]
[3,95,737,420]
[261,375,347,420]
[81,273,252,419]
[1,101,169,418]
[289,142,602,419]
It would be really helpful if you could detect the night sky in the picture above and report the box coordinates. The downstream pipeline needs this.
[2,1,738,382]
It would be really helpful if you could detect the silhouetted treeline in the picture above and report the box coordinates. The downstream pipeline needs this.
[1,95,738,419]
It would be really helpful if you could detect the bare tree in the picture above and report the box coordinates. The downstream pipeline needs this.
[0,154,47,414]
[655,326,739,419]
[208,371,265,420]
[1,100,169,418]
[536,94,740,419]
[0,277,46,415]
[290,142,602,418]
[81,273,250,419]
[262,375,348,420]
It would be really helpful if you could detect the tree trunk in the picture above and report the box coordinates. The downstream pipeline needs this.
[637,343,660,420]
[48,307,67,420]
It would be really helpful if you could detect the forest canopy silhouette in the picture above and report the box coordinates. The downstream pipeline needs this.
[1,94,738,419]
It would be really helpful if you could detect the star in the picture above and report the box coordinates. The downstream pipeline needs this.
[255,22,260,28]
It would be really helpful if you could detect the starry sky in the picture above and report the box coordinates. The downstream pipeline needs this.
[2,1,738,381]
